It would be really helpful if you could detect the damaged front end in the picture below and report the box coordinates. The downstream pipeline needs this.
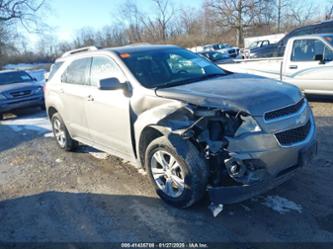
[154,102,317,205]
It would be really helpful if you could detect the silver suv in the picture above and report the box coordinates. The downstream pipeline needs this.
[45,45,317,208]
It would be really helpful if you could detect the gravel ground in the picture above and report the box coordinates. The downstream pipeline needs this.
[0,99,332,245]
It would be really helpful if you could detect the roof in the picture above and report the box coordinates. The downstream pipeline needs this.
[104,44,179,54]
[289,33,333,40]
[56,44,180,62]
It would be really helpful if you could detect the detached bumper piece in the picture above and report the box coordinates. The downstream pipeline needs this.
[208,141,317,205]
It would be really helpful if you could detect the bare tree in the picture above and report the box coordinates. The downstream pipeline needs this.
[325,3,333,20]
[288,0,316,26]
[151,0,175,41]
[118,0,142,43]
[276,0,289,32]
[207,0,270,47]
[0,0,46,29]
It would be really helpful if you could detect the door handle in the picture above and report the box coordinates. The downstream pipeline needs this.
[59,89,64,93]
[289,65,298,69]
[87,95,94,101]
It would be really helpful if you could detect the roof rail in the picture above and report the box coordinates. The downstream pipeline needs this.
[125,42,151,47]
[61,46,98,58]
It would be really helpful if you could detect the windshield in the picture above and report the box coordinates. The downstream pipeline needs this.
[120,48,227,88]
[0,71,33,85]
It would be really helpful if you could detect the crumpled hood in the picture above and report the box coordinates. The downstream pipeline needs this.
[0,82,40,93]
[155,73,303,116]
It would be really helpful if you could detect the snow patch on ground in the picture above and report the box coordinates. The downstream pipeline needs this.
[209,203,224,217]
[262,195,303,214]
[1,114,51,135]
[44,132,54,138]
[79,147,110,160]
[89,152,110,160]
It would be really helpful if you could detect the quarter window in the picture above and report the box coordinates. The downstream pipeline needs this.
[62,58,92,85]
[49,62,63,81]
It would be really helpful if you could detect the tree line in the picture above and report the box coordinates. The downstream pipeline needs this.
[1,0,333,67]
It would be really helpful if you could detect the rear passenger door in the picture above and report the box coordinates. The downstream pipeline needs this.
[60,57,93,142]
[84,55,133,156]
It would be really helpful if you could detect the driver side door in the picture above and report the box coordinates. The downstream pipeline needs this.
[84,55,133,157]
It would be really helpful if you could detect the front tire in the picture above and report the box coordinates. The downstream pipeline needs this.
[145,136,208,208]
[51,113,78,151]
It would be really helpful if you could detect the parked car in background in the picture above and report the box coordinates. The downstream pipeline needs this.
[0,70,45,120]
[203,43,240,58]
[241,40,271,59]
[197,51,233,64]
[45,45,317,208]
[250,20,333,58]
[244,33,286,48]
[222,34,333,95]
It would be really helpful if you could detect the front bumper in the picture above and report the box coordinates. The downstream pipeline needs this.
[0,95,44,113]
[208,103,317,205]
[208,140,317,204]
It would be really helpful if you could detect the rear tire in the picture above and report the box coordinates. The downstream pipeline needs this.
[51,113,78,151]
[145,136,208,208]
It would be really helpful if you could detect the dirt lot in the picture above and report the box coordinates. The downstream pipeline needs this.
[0,98,332,245]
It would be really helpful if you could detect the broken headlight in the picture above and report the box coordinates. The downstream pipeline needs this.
[234,115,262,136]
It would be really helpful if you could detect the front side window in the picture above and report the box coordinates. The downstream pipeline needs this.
[90,56,123,86]
[62,58,91,85]
[120,48,227,88]
[0,71,33,85]
[291,39,333,62]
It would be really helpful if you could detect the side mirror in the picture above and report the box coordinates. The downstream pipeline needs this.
[314,54,324,64]
[98,77,123,90]
[33,77,38,81]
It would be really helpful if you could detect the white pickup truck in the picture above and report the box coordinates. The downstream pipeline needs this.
[221,34,333,95]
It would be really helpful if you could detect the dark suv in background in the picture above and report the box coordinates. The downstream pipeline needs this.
[0,70,44,120]
[250,20,333,58]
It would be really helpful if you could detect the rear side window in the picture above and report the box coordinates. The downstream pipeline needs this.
[62,58,92,85]
[90,56,124,86]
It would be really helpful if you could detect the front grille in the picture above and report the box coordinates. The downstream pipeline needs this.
[275,121,311,146]
[265,99,305,121]
[10,90,32,98]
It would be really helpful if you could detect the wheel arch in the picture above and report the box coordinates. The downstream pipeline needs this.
[48,106,58,120]
[138,125,166,168]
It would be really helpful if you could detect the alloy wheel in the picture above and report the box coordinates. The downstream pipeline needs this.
[150,150,185,198]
